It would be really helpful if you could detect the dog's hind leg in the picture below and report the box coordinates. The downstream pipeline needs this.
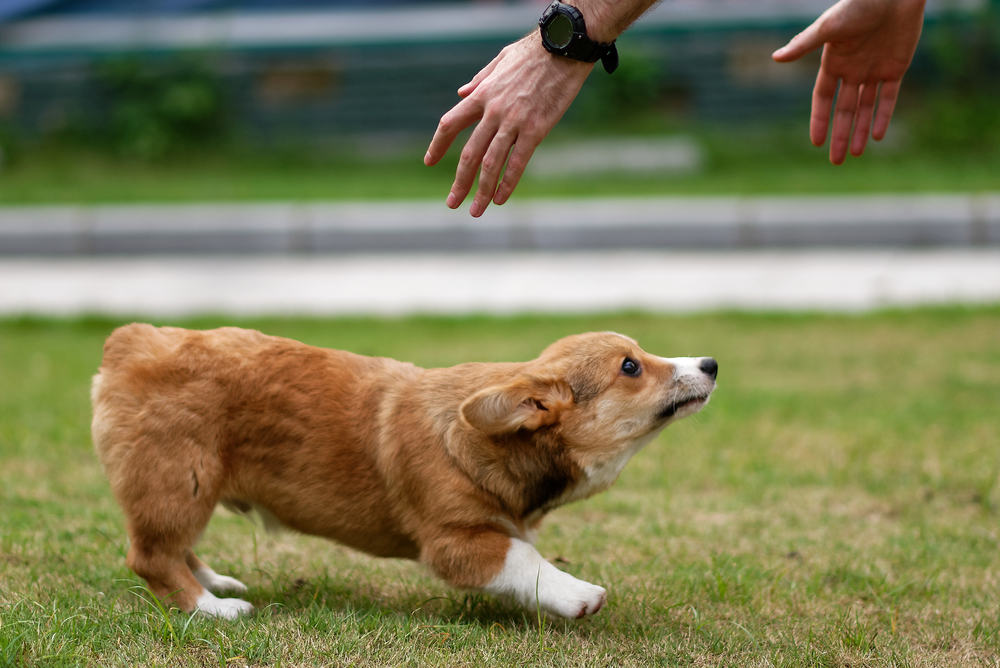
[186,551,249,595]
[114,434,253,619]
[126,518,254,619]
[128,542,253,619]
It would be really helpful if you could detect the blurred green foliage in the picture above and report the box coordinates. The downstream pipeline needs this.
[0,121,16,166]
[911,2,1000,152]
[91,55,228,159]
[927,1,1000,87]
[573,49,669,127]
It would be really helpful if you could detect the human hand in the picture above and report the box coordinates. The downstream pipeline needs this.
[424,33,594,217]
[772,0,926,164]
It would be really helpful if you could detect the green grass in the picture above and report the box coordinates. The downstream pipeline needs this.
[2,307,1000,666]
[0,122,997,205]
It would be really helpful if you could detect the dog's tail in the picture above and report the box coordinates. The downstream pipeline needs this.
[91,323,174,475]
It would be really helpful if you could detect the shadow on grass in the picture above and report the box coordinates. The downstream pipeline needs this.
[250,574,566,631]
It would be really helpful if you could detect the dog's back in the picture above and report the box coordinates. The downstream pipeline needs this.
[92,324,271,480]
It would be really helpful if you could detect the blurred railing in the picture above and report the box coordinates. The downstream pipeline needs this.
[0,0,990,141]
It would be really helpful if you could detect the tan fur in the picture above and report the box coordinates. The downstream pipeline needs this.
[92,325,714,615]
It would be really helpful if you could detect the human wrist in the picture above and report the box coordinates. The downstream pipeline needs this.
[528,29,597,75]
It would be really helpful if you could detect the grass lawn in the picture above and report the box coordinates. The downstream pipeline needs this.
[2,307,1000,666]
[0,124,997,205]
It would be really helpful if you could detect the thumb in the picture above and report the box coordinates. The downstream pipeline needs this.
[458,53,502,98]
[772,18,826,62]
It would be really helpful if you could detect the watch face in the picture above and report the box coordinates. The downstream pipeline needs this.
[546,13,574,49]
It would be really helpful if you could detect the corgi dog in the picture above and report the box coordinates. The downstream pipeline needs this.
[92,325,717,619]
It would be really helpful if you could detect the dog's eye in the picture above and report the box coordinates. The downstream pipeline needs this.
[621,357,641,377]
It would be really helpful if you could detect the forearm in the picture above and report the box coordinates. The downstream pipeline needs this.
[566,0,660,42]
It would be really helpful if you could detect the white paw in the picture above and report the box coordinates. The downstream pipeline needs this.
[193,566,249,595]
[539,573,607,619]
[195,590,254,620]
[485,539,607,619]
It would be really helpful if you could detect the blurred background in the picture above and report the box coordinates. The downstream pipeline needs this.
[0,0,997,313]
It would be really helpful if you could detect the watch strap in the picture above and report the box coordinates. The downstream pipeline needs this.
[564,34,619,73]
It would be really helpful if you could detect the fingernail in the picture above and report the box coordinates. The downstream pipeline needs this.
[424,152,432,165]
[447,193,458,208]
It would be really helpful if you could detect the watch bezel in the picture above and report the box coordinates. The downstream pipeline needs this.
[539,1,586,57]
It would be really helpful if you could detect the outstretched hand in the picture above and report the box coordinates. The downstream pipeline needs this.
[772,0,926,164]
[424,33,594,217]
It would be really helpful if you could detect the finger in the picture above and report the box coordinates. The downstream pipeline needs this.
[448,120,499,210]
[829,80,859,165]
[872,80,901,141]
[850,82,879,157]
[470,130,516,217]
[424,99,483,167]
[810,66,839,147]
[458,55,502,99]
[772,14,827,62]
[493,139,538,207]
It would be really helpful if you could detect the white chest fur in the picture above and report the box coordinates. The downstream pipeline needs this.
[560,431,660,505]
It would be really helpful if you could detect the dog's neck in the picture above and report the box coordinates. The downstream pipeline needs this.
[556,430,661,506]
[445,420,581,520]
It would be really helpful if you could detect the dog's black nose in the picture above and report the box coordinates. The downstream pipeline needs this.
[699,357,718,380]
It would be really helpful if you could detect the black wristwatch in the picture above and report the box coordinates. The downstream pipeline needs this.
[538,1,619,74]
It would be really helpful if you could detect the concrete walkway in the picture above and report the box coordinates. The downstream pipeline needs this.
[3,250,999,316]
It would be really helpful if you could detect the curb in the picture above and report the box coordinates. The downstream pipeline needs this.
[1,194,998,256]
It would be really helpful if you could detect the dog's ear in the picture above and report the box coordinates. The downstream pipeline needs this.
[460,376,573,436]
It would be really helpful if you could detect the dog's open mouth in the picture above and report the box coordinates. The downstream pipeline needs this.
[658,394,710,420]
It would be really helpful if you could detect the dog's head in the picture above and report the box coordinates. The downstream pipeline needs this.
[459,332,717,513]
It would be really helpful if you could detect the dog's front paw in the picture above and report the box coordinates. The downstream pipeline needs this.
[483,538,608,619]
[541,576,607,619]
[194,567,249,595]
[195,591,254,619]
